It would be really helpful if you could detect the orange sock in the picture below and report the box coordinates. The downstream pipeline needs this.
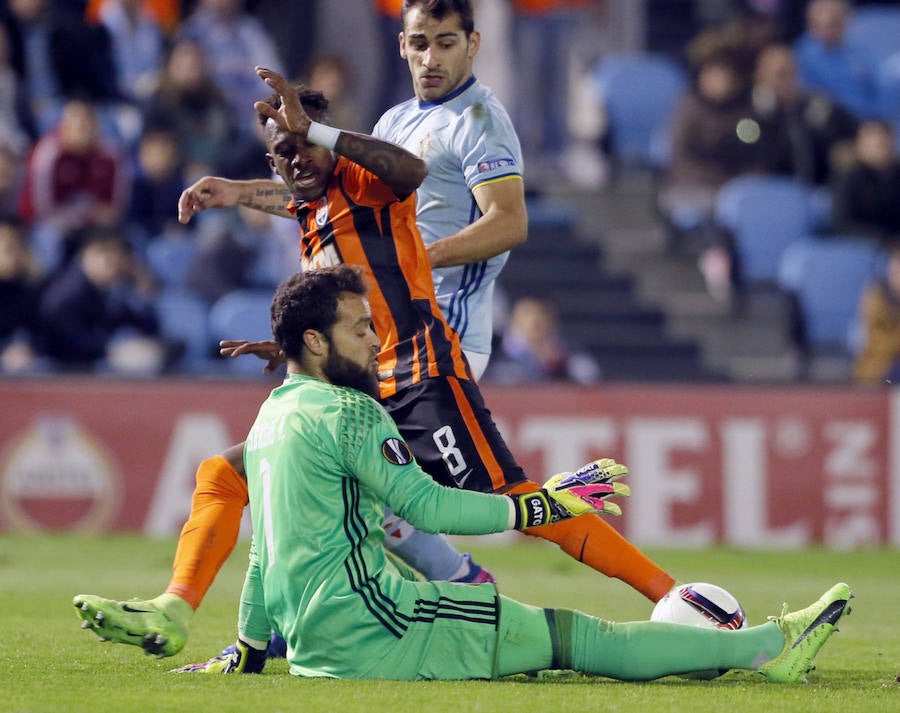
[507,481,675,602]
[165,455,249,610]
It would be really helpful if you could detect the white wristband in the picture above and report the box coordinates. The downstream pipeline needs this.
[307,121,340,150]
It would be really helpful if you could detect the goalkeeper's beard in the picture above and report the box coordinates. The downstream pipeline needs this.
[323,350,379,398]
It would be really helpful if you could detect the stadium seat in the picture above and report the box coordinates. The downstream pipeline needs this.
[146,237,197,288]
[846,5,900,64]
[876,51,900,123]
[592,52,687,167]
[777,237,884,349]
[155,289,212,371]
[715,175,816,283]
[207,289,276,377]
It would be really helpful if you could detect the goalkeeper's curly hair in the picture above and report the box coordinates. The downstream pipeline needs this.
[271,265,367,363]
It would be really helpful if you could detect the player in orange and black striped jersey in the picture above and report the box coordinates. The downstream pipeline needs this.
[288,153,471,401]
[180,68,530,498]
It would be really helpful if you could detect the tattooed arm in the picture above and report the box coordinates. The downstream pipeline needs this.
[177,178,295,224]
[333,130,428,199]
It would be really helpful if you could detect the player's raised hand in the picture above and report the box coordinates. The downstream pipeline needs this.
[178,176,242,224]
[509,458,630,530]
[254,66,311,136]
[219,339,285,374]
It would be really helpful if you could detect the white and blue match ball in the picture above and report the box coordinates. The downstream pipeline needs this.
[651,582,747,630]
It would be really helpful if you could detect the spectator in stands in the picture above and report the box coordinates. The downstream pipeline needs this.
[687,6,776,87]
[142,39,238,178]
[509,0,593,179]
[484,296,600,384]
[125,122,188,244]
[35,226,170,373]
[307,54,366,134]
[0,21,33,156]
[47,1,120,103]
[658,49,765,303]
[175,0,285,137]
[183,205,280,304]
[5,0,61,134]
[752,42,857,186]
[0,219,42,373]
[96,0,165,103]
[18,98,130,272]
[832,120,900,245]
[794,0,881,120]
[854,246,900,385]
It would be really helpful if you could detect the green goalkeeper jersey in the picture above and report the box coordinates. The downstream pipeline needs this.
[241,374,512,678]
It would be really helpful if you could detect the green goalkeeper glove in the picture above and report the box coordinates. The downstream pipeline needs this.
[170,639,267,674]
[509,458,630,530]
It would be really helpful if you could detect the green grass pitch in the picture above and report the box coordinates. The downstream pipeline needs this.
[1,533,897,713]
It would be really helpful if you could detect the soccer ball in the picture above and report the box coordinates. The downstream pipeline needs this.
[651,582,747,630]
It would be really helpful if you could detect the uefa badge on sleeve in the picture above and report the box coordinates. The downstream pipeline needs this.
[381,438,413,465]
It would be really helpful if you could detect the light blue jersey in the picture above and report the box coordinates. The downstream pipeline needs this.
[374,77,523,356]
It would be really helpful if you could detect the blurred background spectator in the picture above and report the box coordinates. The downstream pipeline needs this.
[35,226,173,374]
[0,20,33,156]
[125,121,190,246]
[0,219,42,374]
[175,0,284,140]
[182,205,285,305]
[141,38,242,179]
[751,41,858,186]
[831,119,900,244]
[306,53,366,133]
[484,297,600,385]
[95,0,166,104]
[657,48,764,302]
[18,98,130,272]
[854,246,900,384]
[794,0,881,120]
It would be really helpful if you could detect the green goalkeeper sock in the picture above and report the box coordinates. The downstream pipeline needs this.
[547,608,784,680]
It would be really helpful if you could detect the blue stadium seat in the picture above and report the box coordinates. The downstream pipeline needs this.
[715,175,816,283]
[777,237,884,348]
[846,5,900,64]
[146,237,197,288]
[876,51,900,124]
[155,289,212,372]
[207,289,275,377]
[592,52,687,167]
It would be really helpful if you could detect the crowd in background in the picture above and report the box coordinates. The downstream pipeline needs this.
[657,0,900,299]
[0,0,899,383]
[648,0,900,383]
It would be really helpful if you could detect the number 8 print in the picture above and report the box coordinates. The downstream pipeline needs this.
[432,425,467,476]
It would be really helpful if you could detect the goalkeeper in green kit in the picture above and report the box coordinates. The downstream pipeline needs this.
[213,264,852,681]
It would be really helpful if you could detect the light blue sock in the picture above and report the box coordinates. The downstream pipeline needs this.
[382,508,467,581]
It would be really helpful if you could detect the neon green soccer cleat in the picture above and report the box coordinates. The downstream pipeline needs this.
[73,593,191,658]
[757,582,853,683]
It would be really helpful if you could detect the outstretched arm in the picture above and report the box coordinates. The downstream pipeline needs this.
[178,177,294,224]
[255,66,428,199]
